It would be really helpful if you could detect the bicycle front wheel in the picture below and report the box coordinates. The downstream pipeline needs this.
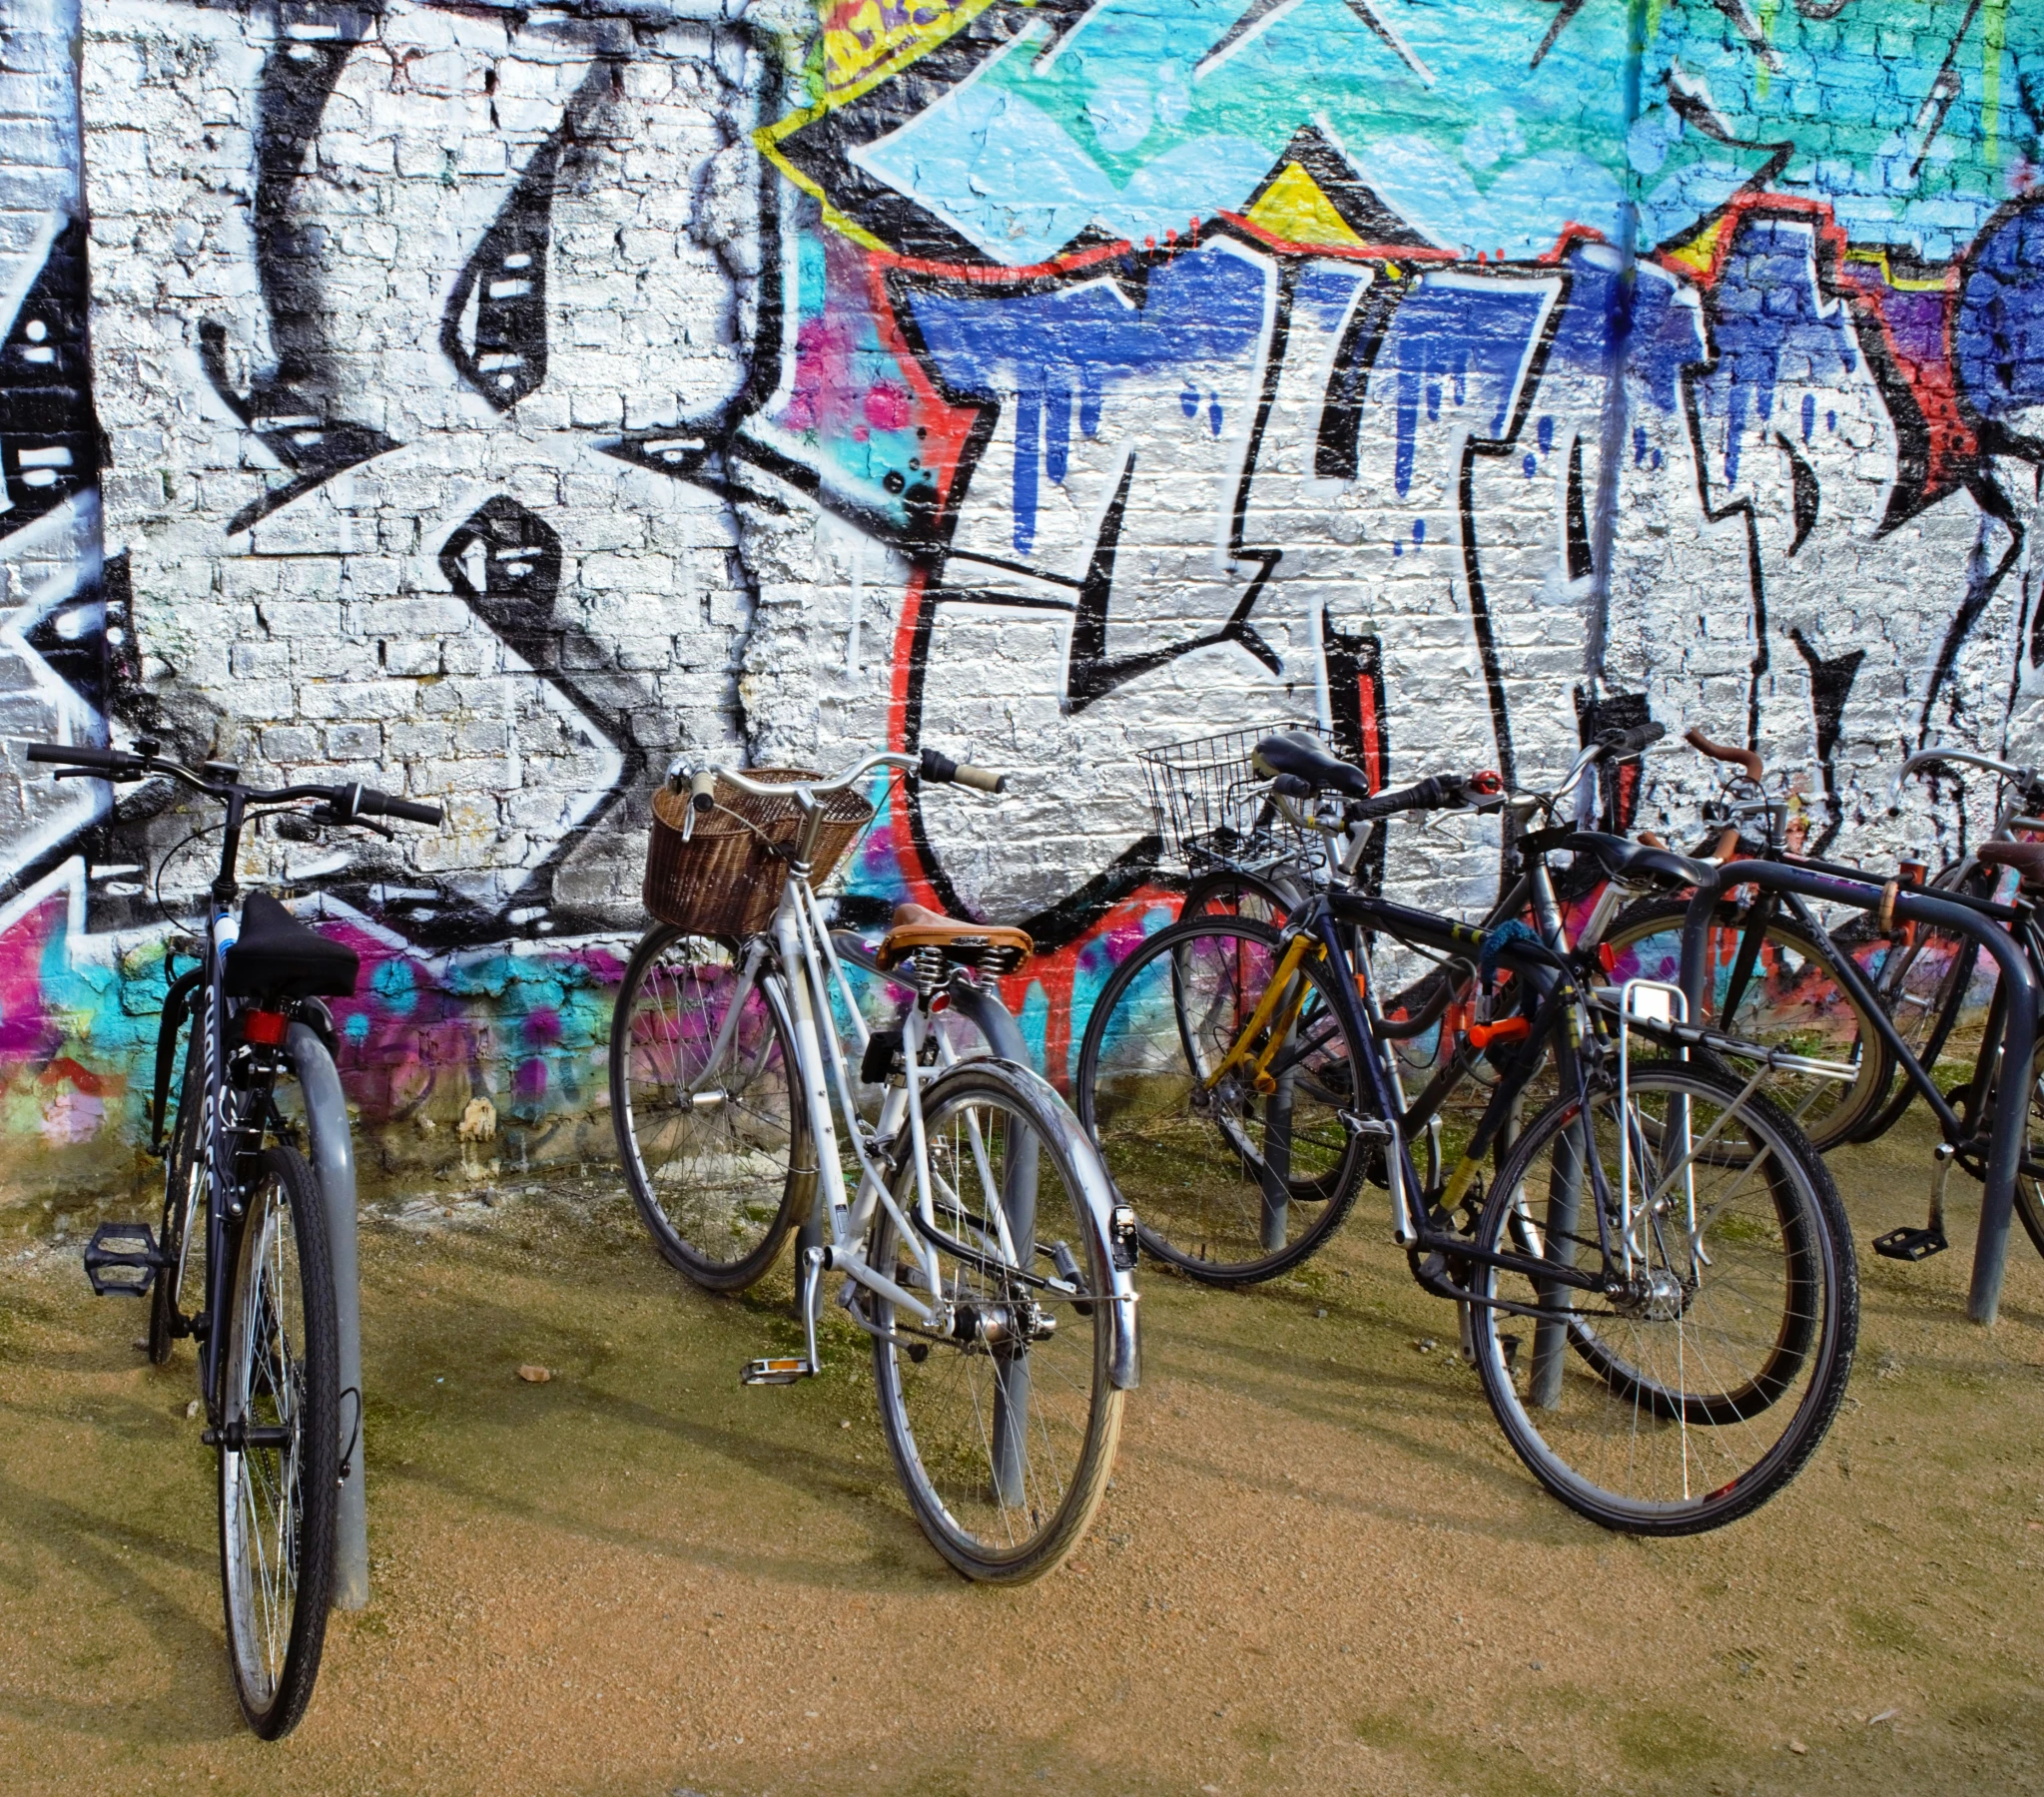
[1076,914,1371,1284]
[609,926,811,1291]
[1469,1060,1855,1534]
[218,1145,339,1737]
[868,1062,1124,1583]
[150,1049,206,1366]
[1601,898,1889,1150]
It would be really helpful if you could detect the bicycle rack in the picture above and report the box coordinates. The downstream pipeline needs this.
[1678,860,2040,1326]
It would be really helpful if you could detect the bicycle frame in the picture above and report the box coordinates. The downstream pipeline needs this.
[706,769,1140,1389]
[1262,885,1636,1314]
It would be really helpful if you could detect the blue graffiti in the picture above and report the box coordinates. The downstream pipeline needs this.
[1368,279,1550,497]
[911,247,1269,552]
[1957,201,2044,455]
[1693,219,1860,491]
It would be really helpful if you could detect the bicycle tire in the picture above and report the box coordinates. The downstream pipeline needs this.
[1076,913,1371,1285]
[1468,1058,1856,1535]
[868,1060,1124,1582]
[2012,1061,2044,1262]
[218,1144,339,1738]
[1852,860,1990,1142]
[1600,898,1890,1150]
[609,925,811,1292]
[149,1044,205,1366]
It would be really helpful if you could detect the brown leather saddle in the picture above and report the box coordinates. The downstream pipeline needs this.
[1977,840,2044,891]
[877,901,1032,975]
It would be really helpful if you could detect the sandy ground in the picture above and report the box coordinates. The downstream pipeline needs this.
[2,1112,2042,1796]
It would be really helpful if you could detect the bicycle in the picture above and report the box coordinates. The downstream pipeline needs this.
[42,737,442,1737]
[607,747,1139,1582]
[1587,729,1905,1151]
[1078,730,1857,1532]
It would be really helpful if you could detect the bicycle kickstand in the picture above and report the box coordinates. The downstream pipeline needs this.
[742,1245,827,1385]
[1873,1142,1953,1263]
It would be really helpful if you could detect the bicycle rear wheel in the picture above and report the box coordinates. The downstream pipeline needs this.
[609,926,811,1291]
[1601,898,1889,1150]
[1469,1060,1855,1534]
[218,1145,339,1737]
[1076,914,1370,1284]
[868,1062,1124,1583]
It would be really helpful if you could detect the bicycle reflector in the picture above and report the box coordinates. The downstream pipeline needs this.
[242,1008,289,1046]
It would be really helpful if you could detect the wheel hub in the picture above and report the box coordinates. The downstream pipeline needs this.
[1609,1267,1688,1322]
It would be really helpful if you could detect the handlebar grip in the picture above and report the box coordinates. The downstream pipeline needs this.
[1600,721,1667,756]
[1270,773,1312,799]
[1685,727,1762,781]
[354,787,445,827]
[688,768,717,813]
[919,748,1009,795]
[1355,773,1458,820]
[25,742,124,769]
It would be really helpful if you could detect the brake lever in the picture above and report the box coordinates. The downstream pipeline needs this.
[353,815,394,842]
[53,767,142,784]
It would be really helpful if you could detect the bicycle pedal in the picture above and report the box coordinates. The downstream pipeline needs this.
[82,1222,163,1297]
[1872,1225,1948,1262]
[741,1357,816,1386]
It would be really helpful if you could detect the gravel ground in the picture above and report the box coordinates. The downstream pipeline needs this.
[2,1112,2042,1796]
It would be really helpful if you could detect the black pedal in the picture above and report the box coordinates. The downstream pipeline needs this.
[82,1221,163,1296]
[1872,1225,1948,1262]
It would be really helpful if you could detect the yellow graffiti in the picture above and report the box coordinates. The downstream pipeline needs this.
[1663,213,1732,279]
[1244,163,1368,252]
[812,0,1006,100]
[1842,246,1953,294]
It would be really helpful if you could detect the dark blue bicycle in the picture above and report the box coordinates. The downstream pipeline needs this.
[39,739,440,1737]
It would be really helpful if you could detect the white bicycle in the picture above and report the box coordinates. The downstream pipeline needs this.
[608,747,1140,1581]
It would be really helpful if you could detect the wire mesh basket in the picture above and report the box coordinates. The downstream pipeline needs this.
[1136,726,1336,874]
[643,769,876,939]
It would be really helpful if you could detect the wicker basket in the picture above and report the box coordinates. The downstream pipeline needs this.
[642,769,876,939]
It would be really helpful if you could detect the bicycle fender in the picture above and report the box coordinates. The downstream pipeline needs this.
[943,974,1031,1067]
[973,1057,1141,1392]
[287,1021,368,1610]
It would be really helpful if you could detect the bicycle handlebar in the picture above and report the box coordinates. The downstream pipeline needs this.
[1685,727,1763,781]
[707,747,1009,803]
[20,740,443,828]
[1896,745,2035,792]
[1598,720,1667,757]
[25,742,125,771]
[346,785,444,827]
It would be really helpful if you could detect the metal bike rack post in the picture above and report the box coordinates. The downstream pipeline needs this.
[288,1022,368,1608]
[1678,863,2040,1326]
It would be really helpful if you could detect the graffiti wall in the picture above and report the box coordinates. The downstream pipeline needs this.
[0,0,2038,1198]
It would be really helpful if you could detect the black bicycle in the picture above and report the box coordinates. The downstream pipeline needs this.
[1079,732,1856,1533]
[45,739,441,1737]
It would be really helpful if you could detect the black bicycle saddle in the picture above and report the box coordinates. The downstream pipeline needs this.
[1252,733,1372,801]
[224,892,361,1000]
[1563,832,1713,891]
